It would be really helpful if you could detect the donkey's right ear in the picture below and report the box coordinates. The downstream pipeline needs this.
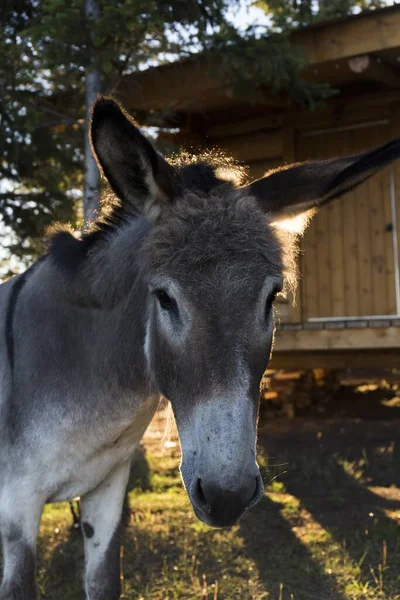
[90,97,176,219]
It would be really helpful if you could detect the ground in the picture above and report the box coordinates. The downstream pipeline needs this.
[5,387,400,599]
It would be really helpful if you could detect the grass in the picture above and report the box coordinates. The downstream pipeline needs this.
[4,416,400,599]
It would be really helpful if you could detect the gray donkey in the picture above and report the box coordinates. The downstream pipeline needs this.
[1,97,400,600]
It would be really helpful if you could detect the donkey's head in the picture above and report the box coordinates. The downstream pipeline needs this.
[90,98,400,527]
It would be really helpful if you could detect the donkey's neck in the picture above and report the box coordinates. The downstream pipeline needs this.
[35,217,156,402]
[84,217,152,309]
[83,217,154,393]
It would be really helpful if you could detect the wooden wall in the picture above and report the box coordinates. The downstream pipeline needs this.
[297,123,397,321]
[204,105,400,324]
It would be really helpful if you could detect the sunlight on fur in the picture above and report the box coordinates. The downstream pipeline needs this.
[271,208,316,303]
[160,399,178,447]
[271,208,316,235]
[169,148,248,187]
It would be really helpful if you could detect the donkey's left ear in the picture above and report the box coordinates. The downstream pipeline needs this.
[90,97,176,219]
[242,139,400,221]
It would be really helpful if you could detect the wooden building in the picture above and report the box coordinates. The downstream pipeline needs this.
[111,5,400,370]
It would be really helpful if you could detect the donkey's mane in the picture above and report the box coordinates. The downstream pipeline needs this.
[48,150,248,273]
[47,149,299,294]
[143,189,284,283]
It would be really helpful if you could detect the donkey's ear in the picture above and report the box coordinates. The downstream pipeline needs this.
[90,97,176,219]
[242,139,400,221]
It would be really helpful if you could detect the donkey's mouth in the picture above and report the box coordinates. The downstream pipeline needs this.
[190,474,264,528]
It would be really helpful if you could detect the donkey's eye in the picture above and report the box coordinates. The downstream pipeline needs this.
[154,289,175,311]
[265,288,280,318]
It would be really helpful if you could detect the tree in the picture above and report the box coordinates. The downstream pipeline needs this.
[0,0,343,273]
[0,0,83,272]
[254,0,389,31]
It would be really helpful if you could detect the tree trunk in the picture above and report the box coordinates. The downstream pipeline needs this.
[84,0,101,225]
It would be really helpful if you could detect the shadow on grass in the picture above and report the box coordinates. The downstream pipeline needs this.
[38,445,151,600]
[239,494,348,600]
[256,421,400,598]
[40,442,349,600]
[38,528,84,600]
[127,444,152,493]
[36,423,400,600]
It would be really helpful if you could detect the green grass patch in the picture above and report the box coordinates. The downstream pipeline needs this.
[2,423,400,600]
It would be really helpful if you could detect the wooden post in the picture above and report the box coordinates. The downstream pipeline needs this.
[390,102,400,316]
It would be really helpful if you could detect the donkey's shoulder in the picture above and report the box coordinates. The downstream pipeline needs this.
[0,274,24,401]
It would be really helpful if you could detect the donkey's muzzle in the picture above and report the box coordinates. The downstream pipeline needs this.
[190,473,264,527]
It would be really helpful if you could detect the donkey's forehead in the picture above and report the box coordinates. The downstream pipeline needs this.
[142,190,283,282]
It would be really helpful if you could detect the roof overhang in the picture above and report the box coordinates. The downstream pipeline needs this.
[108,5,400,129]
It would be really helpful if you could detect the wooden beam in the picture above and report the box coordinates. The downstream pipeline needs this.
[45,7,400,127]
[366,58,400,88]
[390,102,400,310]
[332,88,400,111]
[206,114,283,139]
[347,55,400,88]
[270,348,400,370]
[158,130,206,149]
[114,69,288,113]
[274,326,400,352]
[283,102,391,131]
[202,100,392,153]
[214,129,283,162]
[292,6,400,64]
[112,6,400,114]
[246,157,282,180]
[206,93,395,138]
[112,62,218,113]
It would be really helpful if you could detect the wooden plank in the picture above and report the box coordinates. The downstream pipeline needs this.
[270,348,400,370]
[357,124,392,315]
[117,67,287,113]
[342,129,360,316]
[207,115,283,139]
[284,104,391,132]
[353,56,400,89]
[329,133,345,317]
[113,7,400,114]
[292,6,400,64]
[391,103,400,318]
[214,129,283,163]
[274,326,400,352]
[247,157,282,181]
[297,134,319,319]
[296,122,396,320]
[206,104,391,148]
[158,130,206,149]
[369,170,387,313]
[355,135,374,316]
[313,134,331,317]
[342,124,395,317]
[381,166,397,314]
[302,217,319,319]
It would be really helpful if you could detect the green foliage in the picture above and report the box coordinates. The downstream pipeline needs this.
[0,0,352,271]
[207,26,333,109]
[254,0,389,31]
[0,0,82,268]
[1,0,239,270]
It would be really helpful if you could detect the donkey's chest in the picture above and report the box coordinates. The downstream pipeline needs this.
[45,396,159,502]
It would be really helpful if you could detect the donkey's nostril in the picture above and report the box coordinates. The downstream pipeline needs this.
[193,478,211,513]
[190,471,263,527]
